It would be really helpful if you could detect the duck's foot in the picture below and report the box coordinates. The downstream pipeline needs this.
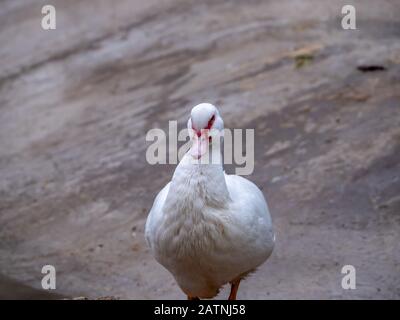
[228,278,241,300]
[187,295,200,300]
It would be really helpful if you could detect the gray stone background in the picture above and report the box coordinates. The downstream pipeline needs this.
[0,0,399,299]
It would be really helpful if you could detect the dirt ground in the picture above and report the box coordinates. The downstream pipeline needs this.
[0,0,399,299]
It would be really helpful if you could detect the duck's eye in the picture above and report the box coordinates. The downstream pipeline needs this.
[207,115,216,129]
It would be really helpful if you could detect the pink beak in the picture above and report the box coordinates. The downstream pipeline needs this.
[190,132,209,160]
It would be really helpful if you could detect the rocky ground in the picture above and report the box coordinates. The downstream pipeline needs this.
[0,0,399,299]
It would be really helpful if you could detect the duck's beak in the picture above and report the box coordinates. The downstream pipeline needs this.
[190,132,208,160]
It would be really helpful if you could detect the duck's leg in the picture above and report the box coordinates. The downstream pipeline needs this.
[228,278,241,300]
[187,295,200,300]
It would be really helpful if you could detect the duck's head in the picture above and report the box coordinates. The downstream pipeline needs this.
[187,103,224,160]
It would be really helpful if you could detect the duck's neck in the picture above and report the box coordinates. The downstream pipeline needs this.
[164,149,230,215]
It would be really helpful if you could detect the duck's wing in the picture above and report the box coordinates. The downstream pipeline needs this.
[225,174,271,219]
[224,174,274,244]
[145,182,171,250]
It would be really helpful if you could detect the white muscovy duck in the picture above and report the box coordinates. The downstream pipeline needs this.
[145,103,274,300]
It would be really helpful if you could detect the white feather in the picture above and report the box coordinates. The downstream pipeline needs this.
[145,103,274,298]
